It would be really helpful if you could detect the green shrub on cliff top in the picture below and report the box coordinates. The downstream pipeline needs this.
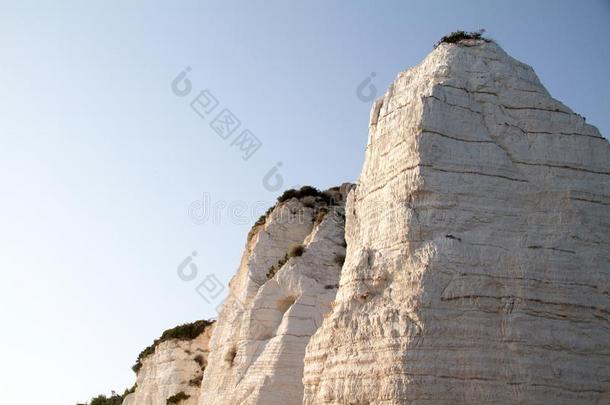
[88,385,135,405]
[132,320,213,373]
[434,29,491,48]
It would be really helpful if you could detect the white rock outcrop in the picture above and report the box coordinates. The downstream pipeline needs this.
[199,187,352,405]
[122,321,215,405]
[303,40,610,404]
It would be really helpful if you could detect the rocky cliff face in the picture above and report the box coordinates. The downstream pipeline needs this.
[122,321,215,405]
[199,186,352,405]
[303,39,610,404]
[108,37,610,405]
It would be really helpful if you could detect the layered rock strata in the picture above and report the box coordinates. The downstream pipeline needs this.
[303,39,610,404]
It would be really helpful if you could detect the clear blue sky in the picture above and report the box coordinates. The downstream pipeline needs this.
[0,1,608,404]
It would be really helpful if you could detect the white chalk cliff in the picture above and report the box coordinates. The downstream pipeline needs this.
[303,39,610,404]
[122,321,214,405]
[111,37,609,405]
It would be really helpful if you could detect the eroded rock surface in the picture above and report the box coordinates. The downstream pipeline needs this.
[199,186,352,405]
[122,321,215,405]
[303,40,610,404]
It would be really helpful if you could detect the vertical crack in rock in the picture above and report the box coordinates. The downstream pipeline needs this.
[303,39,610,404]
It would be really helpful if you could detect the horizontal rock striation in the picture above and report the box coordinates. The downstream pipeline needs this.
[303,40,610,404]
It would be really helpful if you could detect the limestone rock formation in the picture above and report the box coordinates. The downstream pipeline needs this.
[122,320,215,405]
[98,36,610,405]
[303,39,610,404]
[199,186,352,405]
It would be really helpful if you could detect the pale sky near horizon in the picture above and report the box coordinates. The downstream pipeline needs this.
[0,1,609,404]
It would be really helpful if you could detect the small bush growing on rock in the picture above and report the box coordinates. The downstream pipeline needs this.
[90,395,123,405]
[276,185,337,205]
[266,253,288,279]
[434,29,491,48]
[166,391,190,404]
[266,264,278,279]
[314,207,329,224]
[193,354,205,368]
[254,206,274,228]
[288,244,305,258]
[189,375,203,387]
[88,385,136,405]
[224,347,237,367]
[266,244,305,280]
[124,385,136,396]
[246,205,275,242]
[334,254,346,266]
[277,186,319,203]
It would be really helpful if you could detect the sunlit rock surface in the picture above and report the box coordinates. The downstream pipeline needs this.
[303,40,610,404]
[122,322,215,405]
[199,187,352,405]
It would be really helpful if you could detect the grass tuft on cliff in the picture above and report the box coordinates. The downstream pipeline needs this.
[276,185,335,205]
[89,395,123,405]
[88,385,136,405]
[266,243,306,280]
[132,319,213,373]
[288,244,305,258]
[434,29,492,48]
[166,391,190,404]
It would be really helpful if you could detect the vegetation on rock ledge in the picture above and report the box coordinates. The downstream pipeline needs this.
[86,385,136,405]
[249,186,343,240]
[434,29,492,48]
[276,186,334,204]
[288,244,305,258]
[266,243,306,280]
[166,391,190,404]
[132,319,213,373]
[189,375,204,387]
